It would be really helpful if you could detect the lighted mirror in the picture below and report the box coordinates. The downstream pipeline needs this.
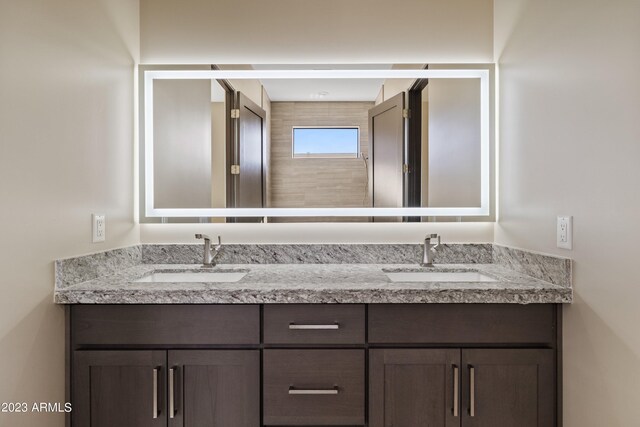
[139,65,494,222]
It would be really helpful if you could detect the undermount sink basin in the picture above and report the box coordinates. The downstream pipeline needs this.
[384,271,497,283]
[135,270,248,283]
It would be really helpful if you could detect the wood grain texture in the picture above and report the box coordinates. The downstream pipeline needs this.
[269,102,373,222]
[263,349,365,425]
[72,305,260,346]
[168,350,260,427]
[461,349,555,427]
[73,350,167,427]
[369,304,556,345]
[369,349,460,427]
[263,304,365,344]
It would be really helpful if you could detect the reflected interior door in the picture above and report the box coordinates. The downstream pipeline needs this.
[368,92,405,222]
[232,92,266,222]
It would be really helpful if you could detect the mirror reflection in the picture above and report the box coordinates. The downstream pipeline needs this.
[147,65,487,222]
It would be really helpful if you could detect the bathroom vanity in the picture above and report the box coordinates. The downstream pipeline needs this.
[57,244,571,427]
[68,303,559,427]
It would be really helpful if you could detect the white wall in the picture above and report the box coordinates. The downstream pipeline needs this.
[140,0,493,64]
[494,1,640,425]
[0,0,140,426]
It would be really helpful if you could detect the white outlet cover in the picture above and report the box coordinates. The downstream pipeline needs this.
[557,216,572,250]
[92,214,105,243]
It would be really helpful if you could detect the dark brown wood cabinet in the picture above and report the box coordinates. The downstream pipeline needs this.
[167,350,260,427]
[68,304,561,427]
[263,349,365,425]
[370,349,555,427]
[73,350,259,427]
[370,349,460,427]
[73,351,167,427]
[461,349,555,427]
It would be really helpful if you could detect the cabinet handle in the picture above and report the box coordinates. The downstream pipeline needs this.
[469,365,476,417]
[453,365,459,417]
[169,367,176,419]
[288,386,339,395]
[289,323,339,330]
[152,367,160,419]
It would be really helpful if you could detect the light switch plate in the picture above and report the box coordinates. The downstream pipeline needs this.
[92,214,105,243]
[557,216,572,250]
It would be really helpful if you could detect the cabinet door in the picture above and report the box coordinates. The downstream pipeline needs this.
[369,349,461,427]
[73,350,167,427]
[461,349,555,427]
[168,350,260,427]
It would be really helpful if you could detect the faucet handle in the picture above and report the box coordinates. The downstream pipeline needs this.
[426,234,441,249]
[214,235,222,249]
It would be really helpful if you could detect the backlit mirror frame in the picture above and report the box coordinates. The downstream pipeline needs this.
[143,68,490,218]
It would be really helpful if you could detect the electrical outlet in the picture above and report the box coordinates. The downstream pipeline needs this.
[557,216,572,250]
[92,214,106,243]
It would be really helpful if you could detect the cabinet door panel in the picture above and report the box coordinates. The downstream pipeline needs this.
[370,349,461,427]
[462,349,555,427]
[168,350,259,427]
[73,351,166,427]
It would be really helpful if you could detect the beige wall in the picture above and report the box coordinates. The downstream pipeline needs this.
[263,87,272,207]
[154,79,212,208]
[140,0,493,64]
[494,1,640,425]
[427,78,481,207]
[211,102,226,211]
[269,102,372,214]
[0,0,140,426]
[140,222,495,243]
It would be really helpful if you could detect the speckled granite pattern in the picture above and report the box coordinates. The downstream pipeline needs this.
[493,245,572,288]
[55,245,142,289]
[143,244,494,265]
[54,263,572,305]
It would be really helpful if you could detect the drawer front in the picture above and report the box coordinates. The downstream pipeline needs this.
[72,305,260,346]
[369,304,556,345]
[263,304,365,344]
[263,349,365,425]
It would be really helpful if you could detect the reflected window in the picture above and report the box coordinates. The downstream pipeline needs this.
[292,127,359,158]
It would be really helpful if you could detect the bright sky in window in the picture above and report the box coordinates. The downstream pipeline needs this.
[293,127,359,157]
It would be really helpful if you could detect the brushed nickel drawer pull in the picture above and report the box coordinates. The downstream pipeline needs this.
[288,323,340,330]
[288,386,339,395]
[469,365,476,417]
[152,367,160,419]
[169,367,176,418]
[453,364,459,417]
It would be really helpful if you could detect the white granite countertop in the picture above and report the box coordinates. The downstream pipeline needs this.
[54,263,572,304]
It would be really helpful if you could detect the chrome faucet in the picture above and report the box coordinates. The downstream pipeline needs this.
[195,234,222,267]
[421,233,441,267]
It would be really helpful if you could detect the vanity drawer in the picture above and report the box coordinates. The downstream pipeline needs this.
[71,305,260,346]
[369,304,556,345]
[263,304,365,344]
[263,349,365,425]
